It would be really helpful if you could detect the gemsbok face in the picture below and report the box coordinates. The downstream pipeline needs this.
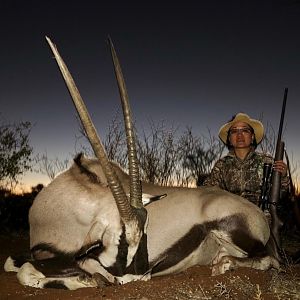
[4,37,280,290]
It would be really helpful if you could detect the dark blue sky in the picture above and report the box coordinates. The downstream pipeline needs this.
[1,1,300,189]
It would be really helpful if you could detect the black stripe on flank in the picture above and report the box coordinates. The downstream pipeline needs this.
[151,224,206,273]
[151,214,267,274]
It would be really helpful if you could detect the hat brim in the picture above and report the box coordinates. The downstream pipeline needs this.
[218,113,264,145]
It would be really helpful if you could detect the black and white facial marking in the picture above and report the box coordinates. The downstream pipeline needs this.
[77,225,148,277]
[23,229,147,283]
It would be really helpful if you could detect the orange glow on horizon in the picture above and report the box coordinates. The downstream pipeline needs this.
[13,173,300,196]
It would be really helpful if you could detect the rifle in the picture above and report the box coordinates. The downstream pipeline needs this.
[268,87,288,253]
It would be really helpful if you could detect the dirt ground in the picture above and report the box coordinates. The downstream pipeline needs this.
[0,232,299,300]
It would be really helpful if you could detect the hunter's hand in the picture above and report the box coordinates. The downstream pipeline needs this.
[273,160,287,176]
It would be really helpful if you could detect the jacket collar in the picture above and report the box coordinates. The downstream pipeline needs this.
[227,149,256,162]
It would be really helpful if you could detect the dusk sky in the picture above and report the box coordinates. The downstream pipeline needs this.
[1,1,300,190]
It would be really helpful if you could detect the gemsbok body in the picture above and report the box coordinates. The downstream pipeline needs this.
[4,37,279,290]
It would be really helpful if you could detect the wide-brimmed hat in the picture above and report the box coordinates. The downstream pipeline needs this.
[218,113,264,144]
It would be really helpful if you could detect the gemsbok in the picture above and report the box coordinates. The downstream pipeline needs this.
[4,37,280,290]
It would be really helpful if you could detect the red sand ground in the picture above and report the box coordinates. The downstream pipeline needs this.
[0,232,299,300]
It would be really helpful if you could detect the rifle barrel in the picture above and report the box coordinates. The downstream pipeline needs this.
[277,87,288,143]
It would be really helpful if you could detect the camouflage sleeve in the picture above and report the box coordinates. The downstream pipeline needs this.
[203,159,225,189]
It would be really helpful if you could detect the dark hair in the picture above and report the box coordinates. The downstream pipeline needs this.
[225,126,257,150]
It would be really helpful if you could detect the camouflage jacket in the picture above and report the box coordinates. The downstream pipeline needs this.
[203,150,290,205]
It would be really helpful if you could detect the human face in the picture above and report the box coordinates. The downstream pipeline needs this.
[228,121,254,149]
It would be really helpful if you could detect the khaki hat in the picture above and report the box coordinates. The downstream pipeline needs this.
[218,113,264,144]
